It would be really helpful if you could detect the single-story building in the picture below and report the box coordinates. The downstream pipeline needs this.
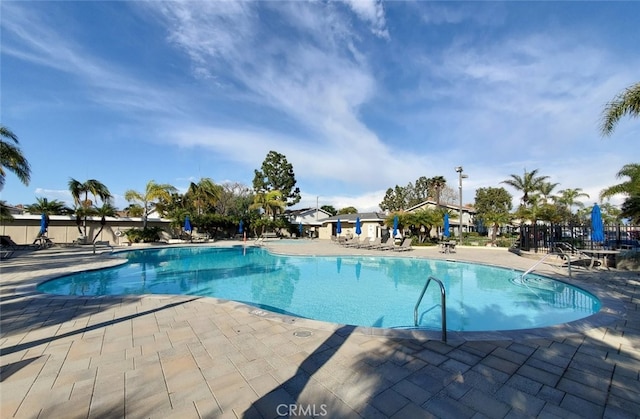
[317,212,389,240]
[406,200,476,236]
[1,214,174,246]
[284,207,332,238]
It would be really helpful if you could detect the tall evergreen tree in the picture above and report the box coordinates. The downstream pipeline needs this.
[253,151,301,207]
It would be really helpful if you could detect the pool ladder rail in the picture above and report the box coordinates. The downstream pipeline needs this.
[521,252,554,280]
[414,276,447,342]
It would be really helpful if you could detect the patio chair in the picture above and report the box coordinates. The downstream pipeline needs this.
[393,238,413,252]
[378,238,396,251]
[344,237,362,247]
[363,237,381,249]
[554,247,600,269]
[1,248,14,259]
[0,235,40,251]
[355,237,372,248]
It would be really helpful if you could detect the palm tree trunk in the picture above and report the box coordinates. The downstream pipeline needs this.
[93,226,104,242]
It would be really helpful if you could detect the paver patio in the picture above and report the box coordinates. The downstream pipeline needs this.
[1,242,638,418]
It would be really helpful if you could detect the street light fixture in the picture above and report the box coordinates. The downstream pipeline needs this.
[455,166,469,240]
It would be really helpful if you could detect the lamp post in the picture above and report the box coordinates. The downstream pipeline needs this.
[455,166,468,240]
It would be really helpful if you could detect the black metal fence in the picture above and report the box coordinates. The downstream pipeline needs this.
[518,223,640,253]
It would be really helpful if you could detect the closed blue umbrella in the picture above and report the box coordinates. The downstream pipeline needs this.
[39,213,48,236]
[184,216,192,233]
[238,220,244,233]
[443,213,450,238]
[336,219,342,236]
[392,215,398,238]
[355,217,362,236]
[299,221,303,236]
[591,204,604,242]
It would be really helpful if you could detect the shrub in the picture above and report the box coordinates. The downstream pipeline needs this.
[125,227,162,243]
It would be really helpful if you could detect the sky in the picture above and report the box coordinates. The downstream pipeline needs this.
[1,1,638,213]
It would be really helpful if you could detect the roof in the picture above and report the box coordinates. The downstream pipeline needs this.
[285,207,332,218]
[321,212,388,223]
[407,200,476,213]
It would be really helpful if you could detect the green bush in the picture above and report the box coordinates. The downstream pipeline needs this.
[125,227,162,243]
[496,238,514,247]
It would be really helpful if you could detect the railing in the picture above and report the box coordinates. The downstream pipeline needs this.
[414,276,447,342]
[519,223,640,253]
[521,252,554,280]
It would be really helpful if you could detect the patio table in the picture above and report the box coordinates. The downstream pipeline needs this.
[581,249,620,270]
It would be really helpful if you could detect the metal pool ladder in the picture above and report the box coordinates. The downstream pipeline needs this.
[414,276,447,342]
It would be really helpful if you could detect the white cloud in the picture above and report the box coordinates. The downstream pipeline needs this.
[341,0,389,39]
[3,1,637,216]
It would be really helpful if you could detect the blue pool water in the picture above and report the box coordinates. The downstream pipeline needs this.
[37,246,600,332]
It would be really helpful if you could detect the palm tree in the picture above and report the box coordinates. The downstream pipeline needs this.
[601,163,640,224]
[600,81,640,136]
[185,178,221,215]
[250,190,285,221]
[600,163,640,199]
[538,181,559,204]
[620,195,640,224]
[405,209,440,243]
[24,197,72,215]
[0,125,31,190]
[124,180,177,228]
[0,200,14,221]
[429,176,447,208]
[68,178,112,237]
[597,202,622,224]
[91,202,118,242]
[501,169,549,205]
[556,188,590,214]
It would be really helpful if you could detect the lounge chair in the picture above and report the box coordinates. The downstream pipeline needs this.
[393,238,413,252]
[378,238,396,251]
[1,248,14,259]
[344,237,362,247]
[336,236,348,245]
[363,237,381,249]
[554,247,600,269]
[0,235,40,251]
[355,237,371,248]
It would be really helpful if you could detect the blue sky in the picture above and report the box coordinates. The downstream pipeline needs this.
[2,1,638,213]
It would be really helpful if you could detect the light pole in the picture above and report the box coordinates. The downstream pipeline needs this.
[455,166,468,240]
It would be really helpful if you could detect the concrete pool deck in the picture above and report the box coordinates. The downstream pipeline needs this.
[0,240,638,418]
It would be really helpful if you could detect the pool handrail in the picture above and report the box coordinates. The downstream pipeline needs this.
[414,276,447,342]
[521,252,554,279]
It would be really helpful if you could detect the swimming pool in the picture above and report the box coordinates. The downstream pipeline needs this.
[37,246,600,332]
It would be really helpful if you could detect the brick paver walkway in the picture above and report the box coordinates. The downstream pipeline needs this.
[1,242,638,418]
